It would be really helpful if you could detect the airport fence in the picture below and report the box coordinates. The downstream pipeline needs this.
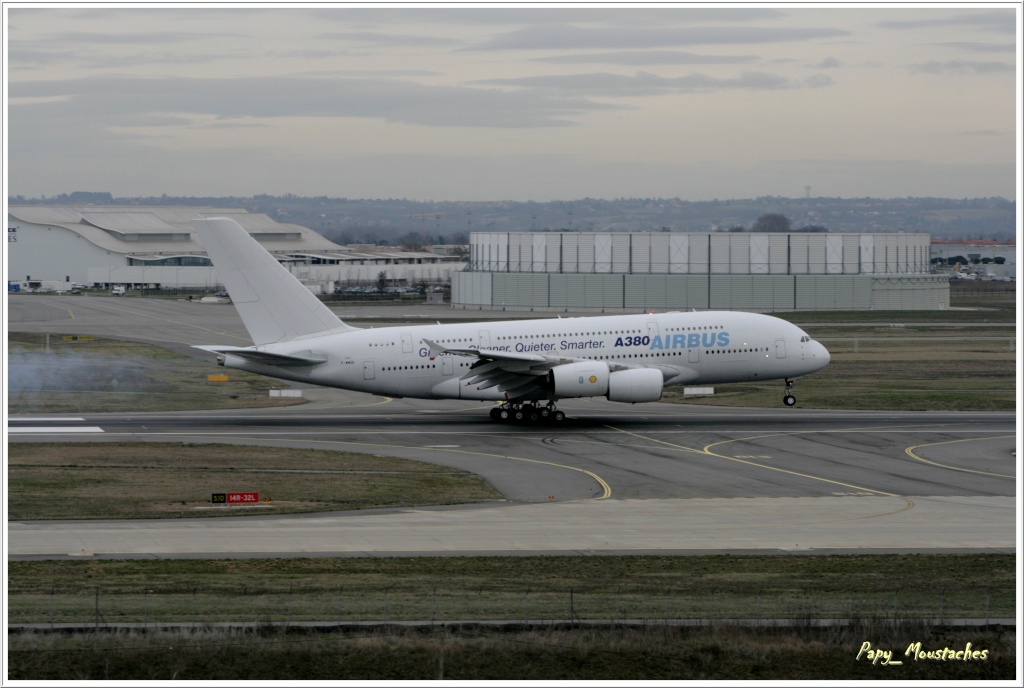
[6,584,1008,629]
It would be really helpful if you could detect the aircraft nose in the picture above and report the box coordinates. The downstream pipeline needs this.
[813,341,831,368]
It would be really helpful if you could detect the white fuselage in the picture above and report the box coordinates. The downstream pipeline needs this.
[216,310,830,402]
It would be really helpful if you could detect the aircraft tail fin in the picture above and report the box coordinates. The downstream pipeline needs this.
[192,217,357,346]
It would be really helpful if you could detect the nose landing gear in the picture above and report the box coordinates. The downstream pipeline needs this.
[783,378,797,406]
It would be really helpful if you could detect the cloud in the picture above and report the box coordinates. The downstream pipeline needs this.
[50,30,212,44]
[315,31,463,48]
[8,74,623,129]
[475,70,832,96]
[877,10,1016,33]
[308,7,788,29]
[811,57,841,69]
[931,41,1017,54]
[908,60,1014,75]
[469,23,849,51]
[534,50,759,66]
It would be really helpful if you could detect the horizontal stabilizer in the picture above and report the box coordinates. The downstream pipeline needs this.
[193,345,327,367]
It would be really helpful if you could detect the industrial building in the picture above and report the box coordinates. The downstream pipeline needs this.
[7,206,465,293]
[453,231,948,311]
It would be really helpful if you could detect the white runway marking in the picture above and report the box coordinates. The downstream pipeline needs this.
[10,417,86,422]
[8,418,104,433]
[8,427,105,434]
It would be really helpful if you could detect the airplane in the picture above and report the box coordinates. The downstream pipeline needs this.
[191,217,831,423]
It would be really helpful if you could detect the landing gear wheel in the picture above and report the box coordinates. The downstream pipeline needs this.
[783,378,796,407]
[490,407,501,420]
[552,410,566,422]
[498,408,511,421]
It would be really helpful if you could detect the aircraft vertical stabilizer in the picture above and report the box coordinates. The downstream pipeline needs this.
[192,217,357,346]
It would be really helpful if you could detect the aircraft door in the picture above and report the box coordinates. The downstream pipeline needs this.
[442,356,454,376]
[775,339,786,359]
[689,347,699,364]
[478,330,491,349]
[401,334,413,354]
[647,321,660,338]
[363,360,375,380]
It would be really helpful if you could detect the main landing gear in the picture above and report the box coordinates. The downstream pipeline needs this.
[490,402,566,424]
[783,378,797,406]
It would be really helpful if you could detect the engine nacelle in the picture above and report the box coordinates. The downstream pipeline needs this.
[607,368,664,403]
[548,361,610,397]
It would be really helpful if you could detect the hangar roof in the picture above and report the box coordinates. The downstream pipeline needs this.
[7,205,342,256]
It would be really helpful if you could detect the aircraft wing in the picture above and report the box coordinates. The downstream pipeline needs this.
[422,338,639,398]
[422,339,547,364]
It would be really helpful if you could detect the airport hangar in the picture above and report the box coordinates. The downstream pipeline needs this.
[453,231,949,312]
[6,205,465,293]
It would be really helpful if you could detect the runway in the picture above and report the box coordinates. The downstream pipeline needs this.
[6,294,1019,559]
[8,397,1016,559]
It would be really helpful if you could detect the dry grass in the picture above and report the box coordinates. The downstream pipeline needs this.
[7,554,1014,623]
[7,622,1016,680]
[6,443,502,519]
[9,554,1015,680]
[7,333,301,412]
[665,338,1015,411]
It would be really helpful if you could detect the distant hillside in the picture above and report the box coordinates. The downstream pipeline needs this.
[9,194,1015,244]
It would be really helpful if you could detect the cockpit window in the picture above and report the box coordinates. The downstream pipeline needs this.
[800,335,811,342]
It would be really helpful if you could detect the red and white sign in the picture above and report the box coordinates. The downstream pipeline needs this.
[226,492,259,504]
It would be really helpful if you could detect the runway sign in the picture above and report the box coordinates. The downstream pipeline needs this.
[211,492,260,505]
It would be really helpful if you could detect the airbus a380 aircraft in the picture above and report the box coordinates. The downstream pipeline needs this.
[192,218,830,423]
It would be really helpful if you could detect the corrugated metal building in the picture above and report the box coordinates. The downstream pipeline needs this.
[453,232,948,311]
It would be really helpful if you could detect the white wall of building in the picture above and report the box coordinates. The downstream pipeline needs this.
[8,222,125,284]
[468,232,933,276]
[456,231,946,311]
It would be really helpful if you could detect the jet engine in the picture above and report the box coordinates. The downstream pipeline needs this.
[548,363,664,402]
[607,368,664,403]
[548,361,610,397]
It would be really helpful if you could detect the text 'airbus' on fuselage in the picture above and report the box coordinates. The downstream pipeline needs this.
[191,218,830,423]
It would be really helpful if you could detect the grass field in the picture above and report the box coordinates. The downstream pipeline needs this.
[8,621,1014,681]
[7,332,302,413]
[7,554,1014,624]
[7,554,1016,680]
[664,337,1016,411]
[6,442,502,520]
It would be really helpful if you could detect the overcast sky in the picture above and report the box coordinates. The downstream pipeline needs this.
[4,4,1020,201]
